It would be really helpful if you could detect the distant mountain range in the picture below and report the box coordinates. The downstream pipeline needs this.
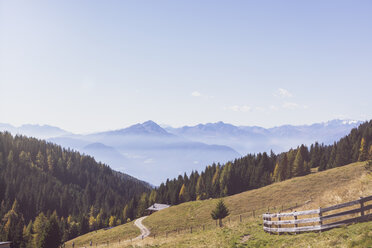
[0,119,362,185]
[164,119,362,154]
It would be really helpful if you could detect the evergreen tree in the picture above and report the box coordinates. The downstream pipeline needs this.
[136,193,148,217]
[178,184,190,202]
[79,216,89,235]
[293,148,305,176]
[211,199,229,227]
[122,205,129,223]
[273,153,289,182]
[22,221,33,248]
[88,206,96,231]
[219,163,232,196]
[0,200,24,248]
[39,214,61,248]
[109,216,116,227]
[196,176,207,200]
[211,166,221,197]
[358,137,368,161]
[148,190,157,205]
[33,212,48,247]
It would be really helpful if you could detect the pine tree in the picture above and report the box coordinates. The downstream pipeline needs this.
[39,214,61,248]
[23,221,33,248]
[293,148,305,176]
[88,206,96,231]
[36,151,45,170]
[272,163,280,182]
[109,216,116,227]
[211,199,229,227]
[211,166,221,197]
[33,212,48,247]
[273,153,289,182]
[358,138,368,161]
[122,205,129,223]
[79,216,89,235]
[136,192,148,217]
[178,184,190,202]
[196,176,207,200]
[148,190,157,205]
[219,163,232,196]
[96,209,104,229]
[0,200,25,248]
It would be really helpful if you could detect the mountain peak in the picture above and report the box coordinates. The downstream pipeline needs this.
[106,120,172,136]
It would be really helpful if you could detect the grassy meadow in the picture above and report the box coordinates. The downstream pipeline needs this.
[67,161,372,247]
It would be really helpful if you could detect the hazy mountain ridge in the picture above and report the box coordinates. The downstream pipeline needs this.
[165,119,362,154]
[0,119,362,185]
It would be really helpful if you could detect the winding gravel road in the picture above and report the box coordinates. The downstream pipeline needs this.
[133,216,150,240]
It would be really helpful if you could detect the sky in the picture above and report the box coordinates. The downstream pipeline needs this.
[0,0,371,133]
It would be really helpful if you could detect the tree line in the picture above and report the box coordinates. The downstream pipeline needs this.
[0,132,151,247]
[129,120,372,209]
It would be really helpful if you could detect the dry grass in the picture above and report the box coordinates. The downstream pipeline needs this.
[66,161,372,247]
[65,220,140,247]
[143,161,371,235]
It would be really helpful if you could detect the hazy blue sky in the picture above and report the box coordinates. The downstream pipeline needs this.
[1,1,371,133]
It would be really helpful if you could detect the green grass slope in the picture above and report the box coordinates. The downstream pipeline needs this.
[143,161,372,235]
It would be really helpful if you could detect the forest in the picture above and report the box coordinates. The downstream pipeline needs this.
[1,120,372,247]
[128,120,372,213]
[0,132,150,247]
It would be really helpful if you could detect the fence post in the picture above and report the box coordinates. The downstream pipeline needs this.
[278,213,281,236]
[360,197,365,217]
[240,215,242,222]
[294,211,298,235]
[203,225,205,231]
[269,214,272,235]
[319,207,323,233]
[190,227,193,233]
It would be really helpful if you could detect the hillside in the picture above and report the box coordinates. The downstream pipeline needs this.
[66,161,372,247]
[0,132,150,247]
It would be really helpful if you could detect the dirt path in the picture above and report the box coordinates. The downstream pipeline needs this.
[133,216,150,240]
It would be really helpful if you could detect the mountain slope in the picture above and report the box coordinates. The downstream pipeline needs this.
[0,131,150,229]
[66,161,372,247]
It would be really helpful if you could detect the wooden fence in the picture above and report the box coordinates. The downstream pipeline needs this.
[262,195,372,234]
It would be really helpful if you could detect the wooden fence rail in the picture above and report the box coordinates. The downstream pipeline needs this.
[263,195,372,234]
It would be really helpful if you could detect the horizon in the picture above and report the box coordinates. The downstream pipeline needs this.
[0,117,366,135]
[1,1,371,133]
